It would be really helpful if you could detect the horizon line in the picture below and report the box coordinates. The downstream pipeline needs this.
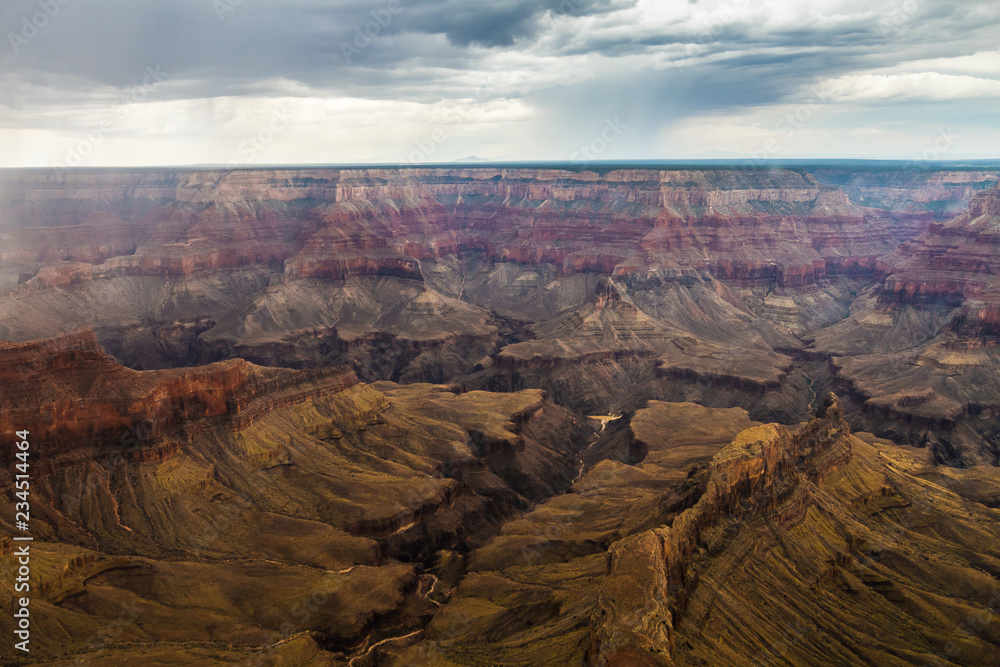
[3,157,1000,172]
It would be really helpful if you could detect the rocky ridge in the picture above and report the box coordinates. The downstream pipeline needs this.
[589,394,852,664]
[806,185,1000,465]
[377,394,1000,666]
[0,329,358,467]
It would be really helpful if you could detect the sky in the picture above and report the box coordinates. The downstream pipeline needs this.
[1,0,999,167]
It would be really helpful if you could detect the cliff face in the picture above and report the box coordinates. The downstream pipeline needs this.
[588,394,852,664]
[390,394,1000,666]
[571,394,1000,666]
[2,167,999,459]
[0,332,601,664]
[0,329,358,467]
[0,167,978,290]
[801,186,1000,464]
[5,167,1000,665]
[882,186,1000,335]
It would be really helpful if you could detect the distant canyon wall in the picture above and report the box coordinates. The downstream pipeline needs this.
[1,166,995,291]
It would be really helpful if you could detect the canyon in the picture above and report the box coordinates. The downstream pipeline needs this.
[2,164,1000,665]
[2,165,999,463]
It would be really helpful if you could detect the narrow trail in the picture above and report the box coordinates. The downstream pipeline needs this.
[253,631,315,654]
[456,259,468,301]
[422,574,441,607]
[104,475,134,533]
[804,375,817,415]
[345,572,441,664]
[391,519,417,536]
[347,630,422,667]
[572,436,598,485]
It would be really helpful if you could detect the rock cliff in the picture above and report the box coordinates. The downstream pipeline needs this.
[384,395,1000,666]
[0,329,358,467]
[882,185,1000,334]
[806,186,1000,464]
[5,167,1000,665]
[0,167,981,293]
[588,394,852,664]
[2,167,999,459]
[0,333,596,663]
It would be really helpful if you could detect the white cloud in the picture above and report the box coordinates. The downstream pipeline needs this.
[0,94,539,168]
[658,104,1000,159]
[3,1,1000,165]
[815,72,1000,103]
[893,50,1000,77]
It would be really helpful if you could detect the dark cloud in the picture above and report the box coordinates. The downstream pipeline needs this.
[0,0,636,90]
[2,0,997,102]
[399,1,550,47]
[401,0,636,47]
[1,0,998,164]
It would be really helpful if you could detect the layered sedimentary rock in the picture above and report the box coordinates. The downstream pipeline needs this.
[0,331,595,663]
[594,395,1000,666]
[379,395,1000,666]
[589,394,853,664]
[803,186,1000,465]
[2,167,1000,457]
[813,167,999,214]
[5,167,1000,665]
[1,167,970,292]
[3,316,1000,665]
[474,273,804,419]
[882,185,1000,333]
[0,329,357,466]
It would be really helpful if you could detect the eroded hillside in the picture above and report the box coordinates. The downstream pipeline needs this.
[1,338,998,665]
[2,166,1000,665]
[1,166,999,463]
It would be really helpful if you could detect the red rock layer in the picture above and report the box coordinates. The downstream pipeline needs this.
[1,167,975,292]
[881,186,1000,335]
[0,329,357,467]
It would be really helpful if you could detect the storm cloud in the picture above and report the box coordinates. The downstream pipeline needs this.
[1,0,998,166]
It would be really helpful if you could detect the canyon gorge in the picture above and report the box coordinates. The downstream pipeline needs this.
[2,165,1000,665]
